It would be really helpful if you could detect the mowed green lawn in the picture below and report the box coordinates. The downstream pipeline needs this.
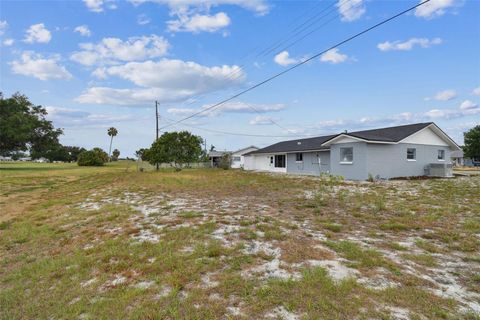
[1,161,479,319]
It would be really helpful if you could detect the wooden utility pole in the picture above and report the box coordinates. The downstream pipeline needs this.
[155,101,159,171]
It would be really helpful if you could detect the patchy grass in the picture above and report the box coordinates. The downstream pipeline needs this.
[1,161,479,319]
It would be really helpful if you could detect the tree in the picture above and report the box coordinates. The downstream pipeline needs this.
[464,125,480,160]
[92,147,109,163]
[78,149,106,166]
[107,127,118,161]
[135,148,149,161]
[44,144,70,162]
[112,149,120,161]
[148,131,203,171]
[42,145,87,162]
[65,146,87,162]
[0,92,63,157]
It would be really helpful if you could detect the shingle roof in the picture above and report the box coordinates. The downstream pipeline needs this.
[247,134,337,155]
[248,122,435,155]
[346,122,433,142]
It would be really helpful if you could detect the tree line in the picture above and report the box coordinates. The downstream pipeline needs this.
[0,92,120,165]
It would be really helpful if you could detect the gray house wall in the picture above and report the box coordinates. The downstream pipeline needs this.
[365,143,451,179]
[330,142,369,180]
[286,151,330,176]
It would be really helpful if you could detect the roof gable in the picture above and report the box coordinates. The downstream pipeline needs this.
[400,126,449,146]
[232,146,258,155]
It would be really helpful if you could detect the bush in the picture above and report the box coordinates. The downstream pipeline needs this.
[77,149,107,166]
[219,153,231,170]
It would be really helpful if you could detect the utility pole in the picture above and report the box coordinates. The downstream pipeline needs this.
[155,101,159,171]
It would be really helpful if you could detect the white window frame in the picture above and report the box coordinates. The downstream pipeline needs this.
[232,156,241,162]
[437,150,445,161]
[340,147,353,164]
[407,148,416,161]
[295,152,303,163]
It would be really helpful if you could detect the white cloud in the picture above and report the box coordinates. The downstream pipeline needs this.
[83,0,116,12]
[76,59,245,105]
[425,89,457,101]
[377,38,442,51]
[320,48,348,64]
[137,14,151,25]
[10,51,72,81]
[167,101,285,118]
[472,86,480,96]
[274,51,298,67]
[167,12,230,33]
[2,38,14,46]
[130,0,268,34]
[129,0,269,16]
[337,0,365,22]
[415,0,460,19]
[84,0,103,12]
[70,35,170,66]
[74,25,91,37]
[46,106,135,128]
[0,20,7,36]
[423,100,479,119]
[102,59,244,88]
[287,99,479,139]
[24,23,52,44]
[459,100,478,110]
[91,67,108,79]
[249,115,277,125]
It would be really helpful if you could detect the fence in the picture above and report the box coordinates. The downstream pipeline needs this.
[136,161,212,172]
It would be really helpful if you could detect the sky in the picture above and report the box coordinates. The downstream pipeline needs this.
[1,0,479,157]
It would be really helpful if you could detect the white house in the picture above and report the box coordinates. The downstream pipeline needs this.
[230,146,258,169]
[244,122,460,180]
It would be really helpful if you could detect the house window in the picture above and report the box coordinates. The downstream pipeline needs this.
[233,156,241,162]
[274,155,286,168]
[407,148,416,161]
[295,153,303,162]
[340,147,353,163]
[437,150,445,161]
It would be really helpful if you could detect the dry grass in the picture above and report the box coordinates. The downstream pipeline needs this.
[1,161,479,319]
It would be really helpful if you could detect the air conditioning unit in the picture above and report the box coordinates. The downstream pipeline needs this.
[426,163,453,177]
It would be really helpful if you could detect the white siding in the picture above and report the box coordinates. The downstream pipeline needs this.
[231,147,259,168]
[244,154,287,173]
[400,127,449,146]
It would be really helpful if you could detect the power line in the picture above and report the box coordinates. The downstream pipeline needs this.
[166,0,353,111]
[160,0,431,131]
[162,116,313,138]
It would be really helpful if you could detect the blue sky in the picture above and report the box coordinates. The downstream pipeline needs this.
[1,0,479,157]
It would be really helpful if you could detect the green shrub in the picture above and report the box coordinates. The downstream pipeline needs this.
[219,153,231,170]
[77,149,107,166]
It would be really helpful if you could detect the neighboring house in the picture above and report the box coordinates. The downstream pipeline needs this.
[34,157,49,163]
[231,146,258,169]
[0,156,13,161]
[208,150,231,167]
[244,122,460,180]
[19,157,32,161]
[451,150,464,166]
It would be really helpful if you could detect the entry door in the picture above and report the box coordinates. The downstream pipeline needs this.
[274,155,286,168]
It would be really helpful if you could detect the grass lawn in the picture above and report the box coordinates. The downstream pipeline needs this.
[1,161,479,319]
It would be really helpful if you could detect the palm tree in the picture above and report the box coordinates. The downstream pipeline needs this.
[107,127,118,161]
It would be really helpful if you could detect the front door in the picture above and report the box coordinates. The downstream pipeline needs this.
[274,155,286,168]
